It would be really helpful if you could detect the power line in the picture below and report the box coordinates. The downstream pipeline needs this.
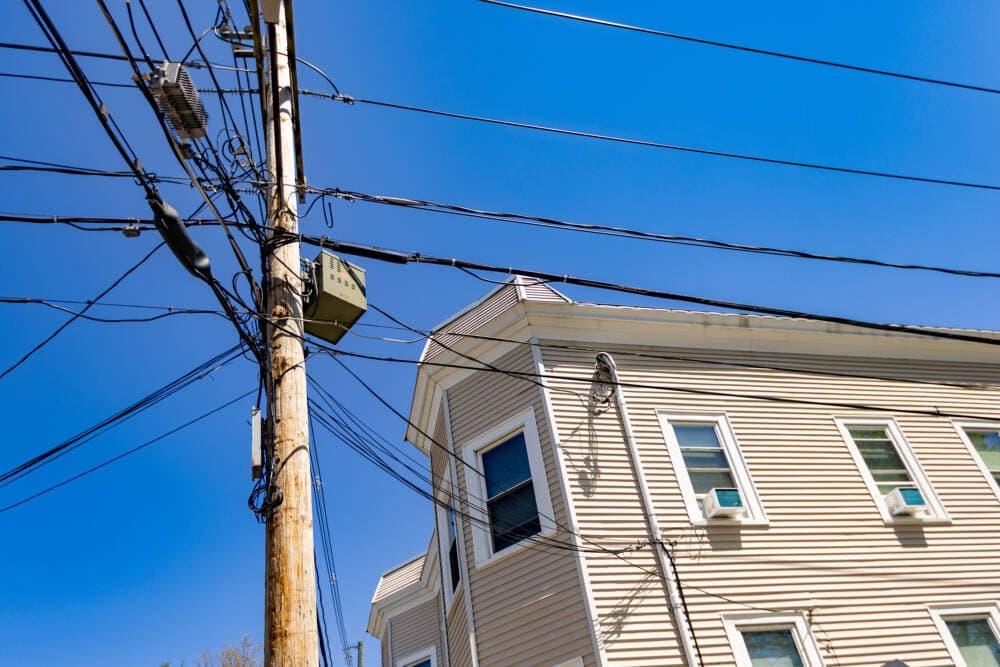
[321,186,1000,280]
[307,90,1000,193]
[0,296,227,324]
[0,242,164,382]
[0,345,243,488]
[282,233,1000,349]
[479,0,1000,94]
[479,0,1000,96]
[0,40,253,72]
[0,390,252,514]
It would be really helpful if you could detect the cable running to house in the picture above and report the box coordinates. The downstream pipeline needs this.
[321,187,1000,279]
[278,234,1000,349]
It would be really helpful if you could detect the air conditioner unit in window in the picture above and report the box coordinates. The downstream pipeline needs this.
[885,487,927,516]
[702,487,744,519]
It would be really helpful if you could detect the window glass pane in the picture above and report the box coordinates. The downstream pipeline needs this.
[855,439,908,473]
[407,660,432,667]
[742,629,804,667]
[690,470,736,494]
[488,482,540,552]
[674,425,721,447]
[968,430,1000,471]
[482,433,531,498]
[946,618,1000,667]
[448,540,460,592]
[682,449,730,469]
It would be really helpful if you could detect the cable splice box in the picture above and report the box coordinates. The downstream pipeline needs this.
[303,251,367,345]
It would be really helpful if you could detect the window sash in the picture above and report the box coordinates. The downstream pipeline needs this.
[741,628,805,667]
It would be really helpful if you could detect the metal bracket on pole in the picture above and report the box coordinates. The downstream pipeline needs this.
[260,0,280,23]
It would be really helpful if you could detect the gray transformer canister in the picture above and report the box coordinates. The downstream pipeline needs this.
[302,251,367,345]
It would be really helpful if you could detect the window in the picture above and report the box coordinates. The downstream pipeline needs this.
[955,423,1000,500]
[461,408,555,566]
[929,604,1000,667]
[482,432,541,551]
[446,502,460,592]
[836,418,949,523]
[396,649,435,667]
[658,413,767,525]
[435,462,462,607]
[723,612,825,667]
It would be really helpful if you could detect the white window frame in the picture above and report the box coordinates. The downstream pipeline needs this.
[434,461,462,611]
[657,413,768,526]
[928,602,1000,667]
[952,421,1000,503]
[835,417,950,524]
[722,611,825,667]
[461,407,555,568]
[395,647,436,667]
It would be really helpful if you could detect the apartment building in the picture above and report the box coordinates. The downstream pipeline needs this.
[369,276,1000,667]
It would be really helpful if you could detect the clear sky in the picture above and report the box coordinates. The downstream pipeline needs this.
[2,1,1000,665]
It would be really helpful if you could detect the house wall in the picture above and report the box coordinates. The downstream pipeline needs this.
[540,340,1000,666]
[446,588,473,667]
[446,345,598,667]
[388,598,443,666]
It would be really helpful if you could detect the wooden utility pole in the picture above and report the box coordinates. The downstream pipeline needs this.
[261,0,318,664]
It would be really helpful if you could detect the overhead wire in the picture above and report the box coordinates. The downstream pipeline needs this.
[0,389,252,514]
[304,90,1000,193]
[0,241,164,382]
[478,0,1000,97]
[322,186,1000,280]
[0,344,244,488]
[280,234,1000,349]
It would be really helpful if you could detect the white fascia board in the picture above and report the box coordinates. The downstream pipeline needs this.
[522,301,1000,364]
[406,306,533,454]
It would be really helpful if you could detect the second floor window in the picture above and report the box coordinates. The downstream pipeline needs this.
[658,413,768,525]
[482,432,541,552]
[446,501,460,593]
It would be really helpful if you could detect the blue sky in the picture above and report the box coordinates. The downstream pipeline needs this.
[1,1,999,665]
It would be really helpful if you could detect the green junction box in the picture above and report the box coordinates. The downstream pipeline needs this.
[303,251,367,345]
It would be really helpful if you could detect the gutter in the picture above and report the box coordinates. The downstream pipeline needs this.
[595,352,700,667]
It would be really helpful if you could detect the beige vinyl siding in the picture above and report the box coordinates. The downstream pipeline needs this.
[389,598,442,666]
[517,277,569,303]
[425,285,519,362]
[447,587,473,667]
[373,556,426,603]
[447,345,598,667]
[541,341,1000,666]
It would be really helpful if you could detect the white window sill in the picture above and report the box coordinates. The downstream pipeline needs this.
[882,515,952,527]
[690,518,770,528]
[473,526,558,571]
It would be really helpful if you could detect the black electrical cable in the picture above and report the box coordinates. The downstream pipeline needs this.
[0,242,164,382]
[21,0,157,197]
[0,70,133,88]
[0,344,243,488]
[322,187,1000,280]
[285,234,1000,349]
[0,40,250,71]
[0,390,252,514]
[307,90,1000,193]
[0,297,227,323]
[479,0,1000,97]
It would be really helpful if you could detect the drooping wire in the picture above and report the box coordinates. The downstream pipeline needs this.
[0,345,244,488]
[0,242,164,382]
[0,390,252,514]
